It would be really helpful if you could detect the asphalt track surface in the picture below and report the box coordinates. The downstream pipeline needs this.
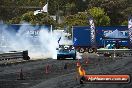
[0,54,132,88]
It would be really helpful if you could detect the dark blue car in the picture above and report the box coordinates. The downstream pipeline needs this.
[57,45,76,60]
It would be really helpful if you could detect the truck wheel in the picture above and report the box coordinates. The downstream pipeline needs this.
[88,48,93,53]
[80,48,85,53]
[57,57,60,60]
[27,56,30,60]
[93,48,97,53]
[23,56,30,60]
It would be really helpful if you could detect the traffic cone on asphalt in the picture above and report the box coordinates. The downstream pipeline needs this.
[45,64,50,74]
[76,61,80,67]
[18,68,24,80]
[64,63,67,70]
[75,74,79,81]
[85,59,89,66]
[75,67,80,83]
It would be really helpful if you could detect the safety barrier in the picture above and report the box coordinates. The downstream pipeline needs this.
[0,50,30,64]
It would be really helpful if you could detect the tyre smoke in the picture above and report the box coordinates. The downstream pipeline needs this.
[0,22,72,59]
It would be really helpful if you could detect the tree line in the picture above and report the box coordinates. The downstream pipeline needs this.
[0,0,132,27]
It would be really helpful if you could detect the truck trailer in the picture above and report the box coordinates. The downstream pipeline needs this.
[72,26,129,53]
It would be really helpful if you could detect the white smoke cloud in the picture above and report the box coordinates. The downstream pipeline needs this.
[0,23,71,59]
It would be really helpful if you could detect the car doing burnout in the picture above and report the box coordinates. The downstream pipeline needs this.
[57,45,76,60]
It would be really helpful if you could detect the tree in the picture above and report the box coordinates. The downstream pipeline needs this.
[61,7,110,34]
[0,0,46,22]
[63,7,110,30]
[48,0,67,15]
[1,0,131,26]
[88,0,132,25]
[65,2,76,15]
[121,20,128,26]
[64,12,88,27]
[8,17,21,24]
[9,11,56,26]
[87,7,110,26]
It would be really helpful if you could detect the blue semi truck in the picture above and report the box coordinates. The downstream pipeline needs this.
[72,26,129,53]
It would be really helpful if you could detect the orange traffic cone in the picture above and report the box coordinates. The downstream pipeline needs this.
[85,59,88,66]
[18,68,24,80]
[45,64,50,74]
[76,61,80,67]
[75,73,79,81]
[84,58,90,66]
[64,63,68,70]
